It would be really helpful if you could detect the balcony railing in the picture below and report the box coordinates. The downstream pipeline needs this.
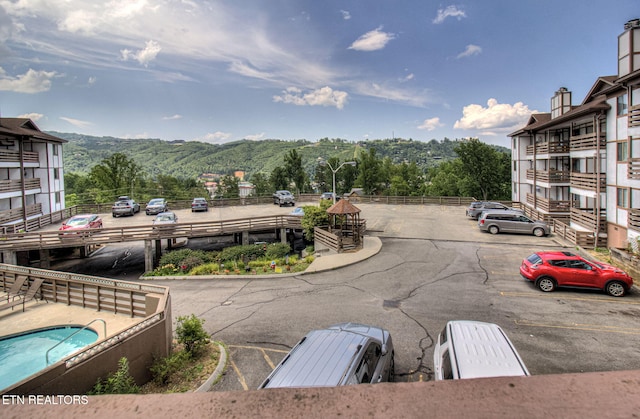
[570,172,606,191]
[570,132,606,151]
[570,207,607,233]
[628,158,640,179]
[525,194,574,213]
[525,169,570,183]
[0,178,41,193]
[629,209,640,232]
[0,204,43,226]
[630,104,640,128]
[0,150,39,163]
[525,142,570,155]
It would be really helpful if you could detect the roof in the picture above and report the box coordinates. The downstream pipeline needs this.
[327,199,361,215]
[0,118,67,143]
[261,328,368,388]
[536,251,580,260]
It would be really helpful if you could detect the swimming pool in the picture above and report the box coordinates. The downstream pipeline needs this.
[0,325,99,391]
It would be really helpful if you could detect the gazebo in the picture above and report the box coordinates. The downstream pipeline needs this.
[326,199,363,250]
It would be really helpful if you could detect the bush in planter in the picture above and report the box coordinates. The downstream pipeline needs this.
[176,315,209,357]
[189,263,220,275]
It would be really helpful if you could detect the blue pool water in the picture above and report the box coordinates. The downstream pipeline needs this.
[0,326,98,391]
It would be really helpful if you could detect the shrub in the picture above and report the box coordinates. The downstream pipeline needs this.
[149,351,191,385]
[218,244,264,263]
[159,249,217,267]
[265,243,291,260]
[179,255,203,271]
[189,263,220,275]
[88,357,139,395]
[176,315,209,356]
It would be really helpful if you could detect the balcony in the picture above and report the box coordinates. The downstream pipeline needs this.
[525,141,570,156]
[570,207,607,233]
[0,150,39,164]
[525,194,574,213]
[0,203,43,226]
[630,104,640,128]
[570,132,605,151]
[0,178,41,193]
[525,169,570,183]
[570,172,605,191]
[629,209,640,232]
[629,158,640,179]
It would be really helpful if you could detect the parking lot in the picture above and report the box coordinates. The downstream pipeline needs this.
[86,202,633,391]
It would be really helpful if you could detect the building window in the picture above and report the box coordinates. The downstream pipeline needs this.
[617,141,629,161]
[617,93,628,116]
[53,144,58,156]
[617,188,629,208]
[53,168,59,179]
[55,192,60,204]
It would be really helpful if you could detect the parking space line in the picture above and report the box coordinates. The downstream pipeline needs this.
[228,357,249,391]
[500,291,640,305]
[260,348,276,370]
[228,344,289,354]
[514,319,640,335]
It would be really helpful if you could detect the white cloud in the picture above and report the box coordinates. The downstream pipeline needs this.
[60,116,93,128]
[0,68,58,93]
[454,98,536,134]
[196,131,233,144]
[348,26,395,51]
[17,113,44,121]
[162,114,183,120]
[418,117,444,131]
[273,86,348,109]
[351,81,428,107]
[121,40,162,67]
[399,73,414,83]
[244,133,265,141]
[340,10,351,20]
[457,44,482,59]
[433,5,467,24]
[88,76,97,85]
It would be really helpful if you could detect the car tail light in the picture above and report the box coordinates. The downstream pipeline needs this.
[479,219,485,225]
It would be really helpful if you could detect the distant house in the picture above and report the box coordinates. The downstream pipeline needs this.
[0,118,67,232]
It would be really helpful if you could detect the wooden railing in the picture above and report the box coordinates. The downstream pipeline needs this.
[629,104,640,128]
[570,132,606,151]
[570,207,607,233]
[525,142,570,155]
[0,150,39,163]
[313,221,367,253]
[628,158,640,179]
[629,209,640,232]
[525,194,573,213]
[570,172,606,191]
[552,219,606,248]
[525,169,570,183]
[0,178,41,193]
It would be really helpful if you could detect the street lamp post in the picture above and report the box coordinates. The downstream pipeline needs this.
[320,160,357,204]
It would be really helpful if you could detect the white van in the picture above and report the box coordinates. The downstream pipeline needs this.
[433,320,530,380]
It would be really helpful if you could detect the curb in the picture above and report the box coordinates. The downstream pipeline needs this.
[195,343,227,393]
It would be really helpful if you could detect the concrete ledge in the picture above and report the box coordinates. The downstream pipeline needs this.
[4,369,640,418]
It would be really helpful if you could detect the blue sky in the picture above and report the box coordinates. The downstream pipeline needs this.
[0,1,637,147]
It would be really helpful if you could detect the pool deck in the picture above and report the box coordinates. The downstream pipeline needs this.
[0,296,143,340]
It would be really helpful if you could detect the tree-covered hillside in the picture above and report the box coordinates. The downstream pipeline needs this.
[52,132,508,179]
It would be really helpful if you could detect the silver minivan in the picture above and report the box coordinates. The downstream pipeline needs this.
[433,320,530,380]
[258,323,394,388]
[478,210,550,237]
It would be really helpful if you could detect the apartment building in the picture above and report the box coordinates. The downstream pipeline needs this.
[510,18,640,250]
[0,118,67,232]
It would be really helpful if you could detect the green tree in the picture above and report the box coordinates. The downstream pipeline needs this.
[249,172,271,196]
[284,149,307,193]
[454,139,511,200]
[218,175,240,198]
[89,153,142,201]
[425,160,464,196]
[270,166,289,191]
[356,148,382,195]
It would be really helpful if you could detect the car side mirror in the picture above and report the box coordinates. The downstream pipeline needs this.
[380,344,388,356]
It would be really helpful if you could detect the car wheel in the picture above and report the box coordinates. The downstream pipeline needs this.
[605,281,626,297]
[537,277,556,292]
[533,227,545,237]
[112,213,117,218]
[488,225,499,235]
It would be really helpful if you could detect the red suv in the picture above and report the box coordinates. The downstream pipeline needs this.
[520,251,633,297]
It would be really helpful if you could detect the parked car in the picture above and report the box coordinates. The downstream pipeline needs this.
[433,320,530,380]
[191,197,209,212]
[520,251,633,297]
[320,192,339,202]
[466,201,522,220]
[112,196,140,217]
[289,207,305,217]
[273,190,295,207]
[153,211,178,225]
[478,211,550,237]
[59,214,103,237]
[145,198,168,215]
[258,322,394,389]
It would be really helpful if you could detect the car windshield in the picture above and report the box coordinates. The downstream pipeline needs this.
[149,199,163,205]
[67,218,89,226]
[156,215,174,221]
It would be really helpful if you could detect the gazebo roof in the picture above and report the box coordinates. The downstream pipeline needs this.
[326,199,361,215]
